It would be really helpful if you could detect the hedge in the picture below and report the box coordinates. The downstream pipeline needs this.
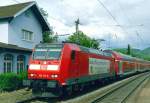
[0,72,27,91]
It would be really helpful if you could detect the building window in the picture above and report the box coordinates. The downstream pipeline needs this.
[22,29,33,41]
[17,55,25,74]
[4,54,13,73]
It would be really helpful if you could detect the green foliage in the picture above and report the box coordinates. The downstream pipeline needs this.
[0,72,27,91]
[17,71,28,80]
[40,8,57,43]
[127,44,131,55]
[67,31,100,49]
[114,47,150,61]
[114,48,127,54]
[43,31,57,43]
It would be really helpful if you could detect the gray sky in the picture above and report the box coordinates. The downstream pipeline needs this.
[0,0,150,49]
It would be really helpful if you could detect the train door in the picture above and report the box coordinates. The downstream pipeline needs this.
[135,63,138,72]
[70,50,88,78]
[138,63,141,72]
[136,63,139,72]
[110,59,116,75]
[118,61,123,75]
[76,51,88,77]
[70,50,79,78]
[133,62,137,72]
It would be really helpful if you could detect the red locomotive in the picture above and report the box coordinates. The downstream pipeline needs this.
[24,43,150,97]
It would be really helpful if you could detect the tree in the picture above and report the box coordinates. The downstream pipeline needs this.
[40,8,56,43]
[67,31,100,49]
[127,44,131,55]
[43,30,57,43]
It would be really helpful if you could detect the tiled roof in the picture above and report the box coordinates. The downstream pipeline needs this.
[0,1,50,31]
[0,2,33,19]
[0,42,32,52]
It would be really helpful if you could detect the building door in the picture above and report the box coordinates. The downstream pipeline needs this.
[17,55,25,74]
[4,54,13,73]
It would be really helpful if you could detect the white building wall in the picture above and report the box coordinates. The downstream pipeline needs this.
[0,21,9,44]
[8,8,43,49]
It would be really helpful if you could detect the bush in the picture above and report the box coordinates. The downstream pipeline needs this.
[0,72,27,91]
[18,71,28,80]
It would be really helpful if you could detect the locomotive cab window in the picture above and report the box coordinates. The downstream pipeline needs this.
[32,44,63,60]
[47,49,61,60]
[71,50,76,60]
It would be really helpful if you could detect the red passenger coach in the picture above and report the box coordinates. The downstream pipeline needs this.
[24,43,115,97]
[104,50,138,75]
[104,50,150,76]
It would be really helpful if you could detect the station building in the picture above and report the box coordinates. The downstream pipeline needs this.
[0,2,50,73]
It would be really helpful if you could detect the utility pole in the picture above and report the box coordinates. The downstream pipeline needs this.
[75,18,80,33]
[74,18,80,44]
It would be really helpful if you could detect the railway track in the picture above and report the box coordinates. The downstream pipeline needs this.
[16,96,58,103]
[16,97,39,103]
[15,72,150,103]
[91,72,150,103]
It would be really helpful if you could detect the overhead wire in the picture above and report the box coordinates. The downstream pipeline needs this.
[117,0,144,48]
[96,0,146,49]
[96,0,129,36]
[117,0,132,25]
[96,0,128,49]
[11,0,146,48]
[97,0,119,25]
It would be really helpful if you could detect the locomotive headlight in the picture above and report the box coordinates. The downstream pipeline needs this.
[29,64,40,70]
[51,74,58,78]
[55,75,58,78]
[30,74,34,77]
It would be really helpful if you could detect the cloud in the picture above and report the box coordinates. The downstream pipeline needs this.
[0,0,150,49]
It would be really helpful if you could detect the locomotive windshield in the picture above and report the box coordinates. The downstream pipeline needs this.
[32,44,63,60]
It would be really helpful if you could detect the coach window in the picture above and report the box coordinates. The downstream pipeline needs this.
[17,55,25,74]
[4,54,13,73]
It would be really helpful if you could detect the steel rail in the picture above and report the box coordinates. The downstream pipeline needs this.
[91,72,150,103]
[16,96,38,103]
[121,73,150,103]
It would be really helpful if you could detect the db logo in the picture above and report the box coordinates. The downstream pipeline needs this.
[41,65,47,70]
